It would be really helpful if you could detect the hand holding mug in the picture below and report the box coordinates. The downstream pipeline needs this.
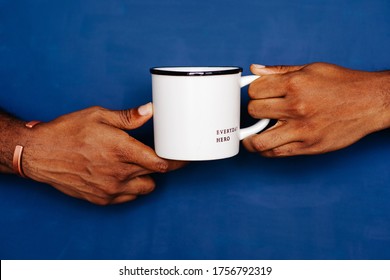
[243,62,390,157]
[21,104,184,205]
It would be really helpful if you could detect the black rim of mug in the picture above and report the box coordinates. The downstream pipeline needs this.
[150,66,243,76]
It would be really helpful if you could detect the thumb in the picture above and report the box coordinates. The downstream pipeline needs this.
[104,102,153,130]
[250,64,305,75]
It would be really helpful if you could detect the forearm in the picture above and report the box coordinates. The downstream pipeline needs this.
[0,109,30,174]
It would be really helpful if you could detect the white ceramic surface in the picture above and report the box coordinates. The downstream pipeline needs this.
[151,66,270,160]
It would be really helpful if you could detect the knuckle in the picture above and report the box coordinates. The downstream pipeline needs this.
[87,105,104,112]
[117,109,134,127]
[288,96,309,117]
[311,62,330,70]
[88,106,106,119]
[90,197,112,206]
[247,84,257,99]
[252,138,268,152]
[247,101,259,118]
[105,183,122,196]
[134,176,156,194]
[111,169,130,182]
[292,102,308,117]
[285,73,303,93]
[271,147,291,157]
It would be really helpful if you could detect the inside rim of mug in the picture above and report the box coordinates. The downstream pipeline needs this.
[150,66,243,76]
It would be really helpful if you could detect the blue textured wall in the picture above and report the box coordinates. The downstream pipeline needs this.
[0,0,389,259]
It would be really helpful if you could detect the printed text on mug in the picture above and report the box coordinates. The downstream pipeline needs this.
[216,127,238,143]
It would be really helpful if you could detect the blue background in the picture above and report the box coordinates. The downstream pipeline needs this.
[0,0,389,259]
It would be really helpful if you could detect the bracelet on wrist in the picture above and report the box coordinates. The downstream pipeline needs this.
[12,121,42,178]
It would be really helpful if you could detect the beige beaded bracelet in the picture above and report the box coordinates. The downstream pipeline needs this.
[12,121,41,178]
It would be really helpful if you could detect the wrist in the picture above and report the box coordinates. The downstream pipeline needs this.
[372,71,390,132]
[0,117,40,175]
[12,121,42,178]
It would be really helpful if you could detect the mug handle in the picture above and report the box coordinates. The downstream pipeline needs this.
[238,75,270,140]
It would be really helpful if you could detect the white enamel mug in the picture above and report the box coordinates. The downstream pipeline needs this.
[151,66,270,160]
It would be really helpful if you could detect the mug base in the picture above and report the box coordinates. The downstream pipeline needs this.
[156,152,239,161]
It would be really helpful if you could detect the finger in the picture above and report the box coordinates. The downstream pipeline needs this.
[250,64,305,75]
[102,102,153,130]
[101,176,156,205]
[120,138,169,173]
[115,162,156,180]
[248,74,288,99]
[260,142,307,158]
[165,160,188,172]
[111,194,138,204]
[248,98,289,119]
[121,175,156,196]
[248,64,306,99]
[242,121,298,153]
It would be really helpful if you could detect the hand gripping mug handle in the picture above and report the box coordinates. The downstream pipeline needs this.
[239,75,270,140]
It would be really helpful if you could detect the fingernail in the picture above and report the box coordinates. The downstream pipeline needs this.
[253,64,266,69]
[138,102,152,116]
